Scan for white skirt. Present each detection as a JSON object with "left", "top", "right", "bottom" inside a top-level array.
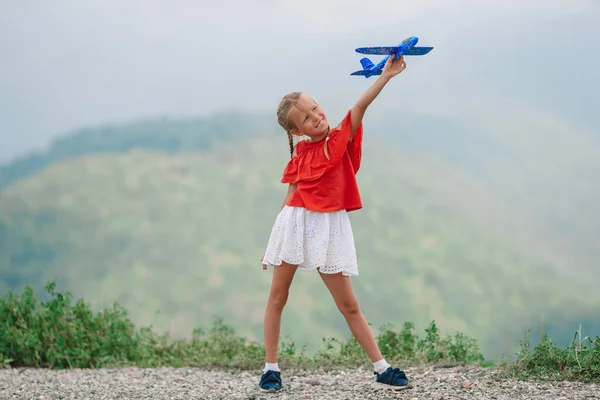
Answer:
[{"left": 262, "top": 206, "right": 359, "bottom": 276}]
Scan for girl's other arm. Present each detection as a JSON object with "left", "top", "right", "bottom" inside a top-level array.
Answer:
[
  {"left": 282, "top": 183, "right": 297, "bottom": 209},
  {"left": 281, "top": 145, "right": 298, "bottom": 209},
  {"left": 350, "top": 55, "right": 407, "bottom": 139}
]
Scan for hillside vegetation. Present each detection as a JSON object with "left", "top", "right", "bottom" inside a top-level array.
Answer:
[
  {"left": 1, "top": 112, "right": 599, "bottom": 359},
  {"left": 370, "top": 110, "right": 600, "bottom": 282}
]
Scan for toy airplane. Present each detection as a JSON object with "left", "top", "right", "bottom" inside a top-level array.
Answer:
[{"left": 351, "top": 36, "right": 433, "bottom": 78}]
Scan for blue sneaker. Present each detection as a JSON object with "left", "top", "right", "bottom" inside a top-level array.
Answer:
[
  {"left": 374, "top": 367, "right": 413, "bottom": 390},
  {"left": 259, "top": 370, "right": 282, "bottom": 393}
]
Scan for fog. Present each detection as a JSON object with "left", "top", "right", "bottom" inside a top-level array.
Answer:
[{"left": 1, "top": 0, "right": 598, "bottom": 163}]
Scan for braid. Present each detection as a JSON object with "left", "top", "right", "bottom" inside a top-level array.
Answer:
[
  {"left": 276, "top": 92, "right": 303, "bottom": 159},
  {"left": 287, "top": 132, "right": 294, "bottom": 158}
]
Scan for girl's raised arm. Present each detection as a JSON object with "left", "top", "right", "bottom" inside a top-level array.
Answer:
[{"left": 349, "top": 55, "right": 407, "bottom": 139}]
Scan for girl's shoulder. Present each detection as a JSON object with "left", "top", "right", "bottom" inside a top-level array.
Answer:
[
  {"left": 294, "top": 137, "right": 321, "bottom": 151},
  {"left": 296, "top": 135, "right": 328, "bottom": 152},
  {"left": 281, "top": 137, "right": 329, "bottom": 184}
]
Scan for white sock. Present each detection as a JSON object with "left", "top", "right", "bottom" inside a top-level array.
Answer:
[
  {"left": 264, "top": 362, "right": 280, "bottom": 373},
  {"left": 373, "top": 359, "right": 391, "bottom": 374}
]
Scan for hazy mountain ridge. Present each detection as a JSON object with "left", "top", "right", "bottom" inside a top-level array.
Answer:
[{"left": 0, "top": 111, "right": 279, "bottom": 190}]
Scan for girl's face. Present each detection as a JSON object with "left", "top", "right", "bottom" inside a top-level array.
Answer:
[{"left": 288, "top": 93, "right": 329, "bottom": 141}]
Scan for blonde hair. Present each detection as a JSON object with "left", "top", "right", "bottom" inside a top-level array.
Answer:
[{"left": 276, "top": 92, "right": 303, "bottom": 158}]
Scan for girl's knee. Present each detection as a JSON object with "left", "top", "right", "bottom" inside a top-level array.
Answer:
[
  {"left": 268, "top": 290, "right": 289, "bottom": 312},
  {"left": 338, "top": 300, "right": 361, "bottom": 316}
]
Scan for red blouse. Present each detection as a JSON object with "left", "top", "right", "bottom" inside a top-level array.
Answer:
[{"left": 281, "top": 109, "right": 363, "bottom": 213}]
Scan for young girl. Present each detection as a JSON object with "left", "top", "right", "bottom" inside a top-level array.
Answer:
[{"left": 259, "top": 54, "right": 412, "bottom": 392}]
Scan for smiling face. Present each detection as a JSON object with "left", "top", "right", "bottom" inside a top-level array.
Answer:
[{"left": 287, "top": 93, "right": 330, "bottom": 141}]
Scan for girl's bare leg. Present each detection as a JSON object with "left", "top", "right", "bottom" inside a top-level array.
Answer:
[
  {"left": 264, "top": 261, "right": 298, "bottom": 363},
  {"left": 319, "top": 271, "right": 383, "bottom": 362}
]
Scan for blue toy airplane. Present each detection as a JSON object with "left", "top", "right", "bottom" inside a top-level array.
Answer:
[{"left": 351, "top": 36, "right": 433, "bottom": 78}]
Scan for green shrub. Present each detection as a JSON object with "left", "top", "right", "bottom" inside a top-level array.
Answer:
[
  {"left": 0, "top": 282, "right": 486, "bottom": 370},
  {"left": 0, "top": 282, "right": 139, "bottom": 368},
  {"left": 502, "top": 327, "right": 600, "bottom": 383}
]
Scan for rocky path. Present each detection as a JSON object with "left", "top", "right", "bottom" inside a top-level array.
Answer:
[{"left": 1, "top": 364, "right": 598, "bottom": 399}]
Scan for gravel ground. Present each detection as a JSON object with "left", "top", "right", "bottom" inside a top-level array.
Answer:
[{"left": 1, "top": 364, "right": 598, "bottom": 400}]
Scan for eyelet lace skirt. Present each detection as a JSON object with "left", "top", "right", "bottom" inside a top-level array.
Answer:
[{"left": 262, "top": 206, "right": 359, "bottom": 276}]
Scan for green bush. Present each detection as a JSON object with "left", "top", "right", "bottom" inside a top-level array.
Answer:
[
  {"left": 0, "top": 282, "right": 139, "bottom": 368},
  {"left": 503, "top": 327, "right": 600, "bottom": 383},
  {"left": 9, "top": 281, "right": 599, "bottom": 384},
  {"left": 0, "top": 282, "right": 600, "bottom": 382},
  {"left": 0, "top": 282, "right": 485, "bottom": 371}
]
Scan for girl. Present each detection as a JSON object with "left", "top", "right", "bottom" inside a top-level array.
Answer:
[{"left": 259, "top": 54, "right": 412, "bottom": 392}]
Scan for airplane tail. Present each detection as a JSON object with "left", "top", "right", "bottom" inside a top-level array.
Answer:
[
  {"left": 359, "top": 57, "right": 374, "bottom": 70},
  {"left": 350, "top": 69, "right": 382, "bottom": 77},
  {"left": 351, "top": 57, "right": 381, "bottom": 77}
]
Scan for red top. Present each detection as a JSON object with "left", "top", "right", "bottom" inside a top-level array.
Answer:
[{"left": 281, "top": 109, "right": 363, "bottom": 212}]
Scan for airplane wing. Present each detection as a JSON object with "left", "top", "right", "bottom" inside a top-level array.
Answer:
[
  {"left": 404, "top": 46, "right": 434, "bottom": 55},
  {"left": 355, "top": 46, "right": 434, "bottom": 56},
  {"left": 355, "top": 46, "right": 398, "bottom": 55}
]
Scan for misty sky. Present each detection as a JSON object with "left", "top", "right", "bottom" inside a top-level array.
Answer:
[{"left": 1, "top": 0, "right": 599, "bottom": 164}]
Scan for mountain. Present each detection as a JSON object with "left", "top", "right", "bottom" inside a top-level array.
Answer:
[
  {"left": 1, "top": 113, "right": 599, "bottom": 359},
  {"left": 368, "top": 108, "right": 600, "bottom": 289},
  {"left": 0, "top": 111, "right": 279, "bottom": 191}
]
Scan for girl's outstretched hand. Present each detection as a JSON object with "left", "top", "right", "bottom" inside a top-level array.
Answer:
[{"left": 382, "top": 54, "right": 407, "bottom": 79}]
